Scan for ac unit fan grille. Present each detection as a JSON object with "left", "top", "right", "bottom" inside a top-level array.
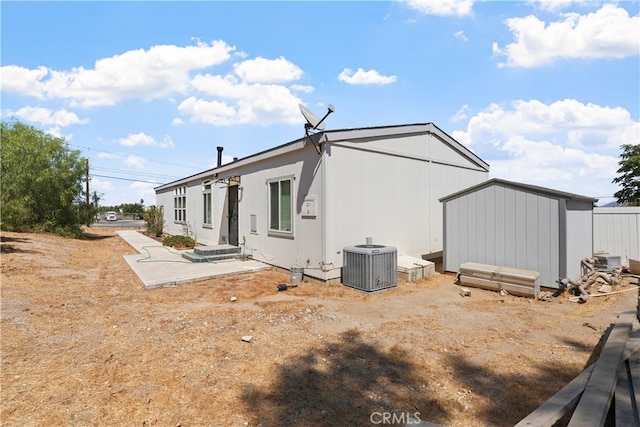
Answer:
[{"left": 343, "top": 245, "right": 397, "bottom": 292}]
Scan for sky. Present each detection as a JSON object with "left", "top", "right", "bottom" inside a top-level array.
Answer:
[{"left": 1, "top": 0, "right": 638, "bottom": 207}]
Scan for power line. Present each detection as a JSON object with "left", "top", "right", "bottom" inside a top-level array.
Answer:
[
  {"left": 69, "top": 143, "right": 205, "bottom": 171},
  {"left": 91, "top": 166, "right": 182, "bottom": 180},
  {"left": 90, "top": 174, "right": 165, "bottom": 185}
]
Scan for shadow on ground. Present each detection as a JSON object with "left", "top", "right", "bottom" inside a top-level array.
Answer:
[
  {"left": 81, "top": 231, "right": 116, "bottom": 241},
  {"left": 242, "top": 329, "right": 448, "bottom": 427},
  {"left": 446, "top": 325, "right": 611, "bottom": 426},
  {"left": 0, "top": 235, "right": 37, "bottom": 254}
]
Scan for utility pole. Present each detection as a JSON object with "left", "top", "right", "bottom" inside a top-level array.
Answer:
[{"left": 86, "top": 159, "right": 90, "bottom": 206}]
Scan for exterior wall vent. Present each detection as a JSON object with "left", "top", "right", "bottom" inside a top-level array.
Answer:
[{"left": 342, "top": 241, "right": 398, "bottom": 292}]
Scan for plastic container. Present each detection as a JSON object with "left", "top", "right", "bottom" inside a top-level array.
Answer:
[{"left": 290, "top": 267, "right": 304, "bottom": 284}]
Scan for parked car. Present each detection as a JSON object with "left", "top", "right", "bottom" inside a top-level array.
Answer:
[{"left": 105, "top": 211, "right": 117, "bottom": 221}]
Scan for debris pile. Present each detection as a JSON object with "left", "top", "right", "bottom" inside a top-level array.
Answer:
[{"left": 560, "top": 256, "right": 631, "bottom": 303}]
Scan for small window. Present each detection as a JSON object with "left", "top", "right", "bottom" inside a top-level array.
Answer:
[
  {"left": 203, "top": 182, "right": 212, "bottom": 227},
  {"left": 250, "top": 214, "right": 257, "bottom": 233},
  {"left": 174, "top": 186, "right": 186, "bottom": 223},
  {"left": 268, "top": 177, "right": 293, "bottom": 235}
]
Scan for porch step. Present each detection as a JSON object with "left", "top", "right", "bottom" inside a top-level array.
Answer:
[{"left": 181, "top": 244, "right": 242, "bottom": 263}]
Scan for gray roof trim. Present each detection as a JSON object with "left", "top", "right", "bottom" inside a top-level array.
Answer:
[
  {"left": 439, "top": 178, "right": 598, "bottom": 203},
  {"left": 325, "top": 122, "right": 489, "bottom": 171},
  {"left": 155, "top": 136, "right": 308, "bottom": 191},
  {"left": 156, "top": 122, "right": 490, "bottom": 192}
]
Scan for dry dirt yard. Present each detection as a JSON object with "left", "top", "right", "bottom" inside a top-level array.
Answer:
[{"left": 1, "top": 228, "right": 638, "bottom": 427}]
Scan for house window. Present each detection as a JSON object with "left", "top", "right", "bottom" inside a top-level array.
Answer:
[
  {"left": 268, "top": 177, "right": 293, "bottom": 235},
  {"left": 203, "top": 182, "right": 212, "bottom": 227},
  {"left": 250, "top": 214, "right": 257, "bottom": 233},
  {"left": 174, "top": 186, "right": 186, "bottom": 223}
]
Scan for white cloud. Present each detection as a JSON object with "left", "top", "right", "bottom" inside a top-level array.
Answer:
[
  {"left": 232, "top": 56, "right": 302, "bottom": 83},
  {"left": 454, "top": 30, "right": 469, "bottom": 42},
  {"left": 178, "top": 79, "right": 303, "bottom": 126},
  {"left": 90, "top": 177, "right": 115, "bottom": 192},
  {"left": 124, "top": 155, "right": 146, "bottom": 169},
  {"left": 291, "top": 84, "right": 314, "bottom": 93},
  {"left": 0, "top": 65, "right": 49, "bottom": 99},
  {"left": 527, "top": 0, "right": 589, "bottom": 13},
  {"left": 338, "top": 68, "right": 397, "bottom": 85},
  {"left": 129, "top": 181, "right": 158, "bottom": 200},
  {"left": 451, "top": 98, "right": 637, "bottom": 198},
  {"left": 400, "top": 0, "right": 474, "bottom": 16},
  {"left": 0, "top": 40, "right": 235, "bottom": 107},
  {"left": 117, "top": 132, "right": 175, "bottom": 148},
  {"left": 1, "top": 40, "right": 315, "bottom": 128},
  {"left": 5, "top": 106, "right": 88, "bottom": 127},
  {"left": 451, "top": 104, "right": 469, "bottom": 122},
  {"left": 453, "top": 99, "right": 636, "bottom": 148},
  {"left": 494, "top": 4, "right": 640, "bottom": 68}
]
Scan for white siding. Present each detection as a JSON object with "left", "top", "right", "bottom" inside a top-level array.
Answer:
[
  {"left": 235, "top": 146, "right": 326, "bottom": 279},
  {"left": 154, "top": 124, "right": 489, "bottom": 283},
  {"left": 325, "top": 132, "right": 488, "bottom": 279},
  {"left": 593, "top": 207, "right": 640, "bottom": 265}
]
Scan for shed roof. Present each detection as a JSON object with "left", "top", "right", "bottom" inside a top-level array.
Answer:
[
  {"left": 155, "top": 122, "right": 489, "bottom": 192},
  {"left": 439, "top": 178, "right": 598, "bottom": 204}
]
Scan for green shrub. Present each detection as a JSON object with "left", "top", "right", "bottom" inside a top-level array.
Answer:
[
  {"left": 143, "top": 205, "right": 164, "bottom": 236},
  {"left": 162, "top": 235, "right": 195, "bottom": 249}
]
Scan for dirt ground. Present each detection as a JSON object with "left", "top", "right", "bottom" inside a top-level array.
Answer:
[{"left": 1, "top": 228, "right": 638, "bottom": 427}]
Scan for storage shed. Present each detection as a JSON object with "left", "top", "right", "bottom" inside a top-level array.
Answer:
[{"left": 440, "top": 179, "right": 597, "bottom": 288}]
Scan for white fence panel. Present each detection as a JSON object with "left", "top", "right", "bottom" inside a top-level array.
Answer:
[{"left": 593, "top": 207, "right": 640, "bottom": 266}]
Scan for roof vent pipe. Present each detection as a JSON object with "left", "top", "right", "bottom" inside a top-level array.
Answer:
[{"left": 217, "top": 146, "right": 223, "bottom": 167}]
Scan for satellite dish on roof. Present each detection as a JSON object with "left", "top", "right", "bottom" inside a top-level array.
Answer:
[
  {"left": 299, "top": 103, "right": 335, "bottom": 131},
  {"left": 299, "top": 103, "right": 335, "bottom": 155}
]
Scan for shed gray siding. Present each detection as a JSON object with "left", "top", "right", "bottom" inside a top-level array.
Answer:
[
  {"left": 444, "top": 183, "right": 560, "bottom": 287},
  {"left": 442, "top": 179, "right": 596, "bottom": 289},
  {"left": 564, "top": 200, "right": 594, "bottom": 280},
  {"left": 593, "top": 207, "right": 640, "bottom": 265}
]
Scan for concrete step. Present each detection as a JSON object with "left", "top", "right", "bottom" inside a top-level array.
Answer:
[
  {"left": 193, "top": 244, "right": 241, "bottom": 257},
  {"left": 181, "top": 251, "right": 239, "bottom": 263}
]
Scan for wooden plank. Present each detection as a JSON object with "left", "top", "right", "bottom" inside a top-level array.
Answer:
[
  {"left": 514, "top": 365, "right": 594, "bottom": 427},
  {"left": 459, "top": 275, "right": 537, "bottom": 298},
  {"left": 568, "top": 309, "right": 637, "bottom": 427},
  {"left": 615, "top": 358, "right": 639, "bottom": 427},
  {"left": 516, "top": 330, "right": 640, "bottom": 427},
  {"left": 630, "top": 350, "right": 640, "bottom": 423}
]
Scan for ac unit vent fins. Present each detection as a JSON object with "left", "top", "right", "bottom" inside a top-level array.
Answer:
[{"left": 342, "top": 244, "right": 397, "bottom": 292}]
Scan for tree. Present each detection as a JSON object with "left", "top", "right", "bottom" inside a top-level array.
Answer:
[
  {"left": 120, "top": 202, "right": 144, "bottom": 219},
  {"left": 612, "top": 144, "right": 640, "bottom": 206},
  {"left": 1, "top": 120, "right": 91, "bottom": 234}
]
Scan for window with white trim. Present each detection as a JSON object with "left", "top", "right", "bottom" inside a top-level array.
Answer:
[
  {"left": 203, "top": 182, "right": 212, "bottom": 227},
  {"left": 268, "top": 177, "right": 293, "bottom": 234},
  {"left": 174, "top": 186, "right": 186, "bottom": 223}
]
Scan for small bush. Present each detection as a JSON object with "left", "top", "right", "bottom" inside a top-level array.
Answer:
[
  {"left": 162, "top": 235, "right": 195, "bottom": 249},
  {"left": 144, "top": 205, "right": 164, "bottom": 237}
]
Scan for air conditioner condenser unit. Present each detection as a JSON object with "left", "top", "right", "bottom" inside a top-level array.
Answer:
[{"left": 342, "top": 243, "right": 397, "bottom": 293}]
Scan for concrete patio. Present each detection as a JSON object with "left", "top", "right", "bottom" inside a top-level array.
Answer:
[{"left": 116, "top": 230, "right": 271, "bottom": 289}]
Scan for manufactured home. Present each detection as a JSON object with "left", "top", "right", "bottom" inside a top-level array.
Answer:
[
  {"left": 155, "top": 123, "right": 489, "bottom": 282},
  {"left": 440, "top": 179, "right": 597, "bottom": 288}
]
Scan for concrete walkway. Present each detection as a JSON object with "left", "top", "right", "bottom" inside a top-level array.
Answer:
[{"left": 116, "top": 230, "right": 271, "bottom": 289}]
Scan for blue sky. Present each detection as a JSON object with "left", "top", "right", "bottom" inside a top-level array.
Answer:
[{"left": 1, "top": 1, "right": 638, "bottom": 207}]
